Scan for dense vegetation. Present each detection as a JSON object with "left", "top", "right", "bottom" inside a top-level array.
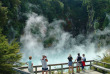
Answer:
[{"left": 0, "top": 0, "right": 110, "bottom": 40}]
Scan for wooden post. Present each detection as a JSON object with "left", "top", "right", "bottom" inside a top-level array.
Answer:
[
  {"left": 95, "top": 61, "right": 97, "bottom": 71},
  {"left": 90, "top": 61, "right": 92, "bottom": 69},
  {"left": 61, "top": 64, "right": 63, "bottom": 74},
  {"left": 73, "top": 62, "right": 74, "bottom": 73},
  {"left": 103, "top": 63, "right": 105, "bottom": 67},
  {"left": 103, "top": 63, "right": 105, "bottom": 73},
  {"left": 49, "top": 66, "right": 51, "bottom": 74},
  {"left": 96, "top": 61, "right": 98, "bottom": 65},
  {"left": 103, "top": 70, "right": 105, "bottom": 74},
  {"left": 35, "top": 67, "right": 37, "bottom": 74},
  {"left": 95, "top": 68, "right": 97, "bottom": 71}
]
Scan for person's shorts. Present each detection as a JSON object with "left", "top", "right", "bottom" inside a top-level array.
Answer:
[
  {"left": 77, "top": 62, "right": 81, "bottom": 66},
  {"left": 42, "top": 68, "right": 48, "bottom": 71},
  {"left": 68, "top": 61, "right": 73, "bottom": 66},
  {"left": 28, "top": 67, "right": 33, "bottom": 73}
]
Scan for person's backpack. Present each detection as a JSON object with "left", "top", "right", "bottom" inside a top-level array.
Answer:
[{"left": 77, "top": 56, "right": 81, "bottom": 62}]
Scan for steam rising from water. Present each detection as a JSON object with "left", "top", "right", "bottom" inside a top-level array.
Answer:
[{"left": 20, "top": 12, "right": 110, "bottom": 65}]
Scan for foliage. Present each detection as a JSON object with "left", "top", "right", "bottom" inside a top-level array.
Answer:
[
  {"left": 0, "top": 0, "right": 110, "bottom": 41},
  {"left": 101, "top": 51, "right": 110, "bottom": 63},
  {"left": 18, "top": 0, "right": 110, "bottom": 37},
  {"left": 0, "top": 29, "right": 22, "bottom": 74},
  {"left": 0, "top": 2, "right": 8, "bottom": 28},
  {"left": 0, "top": 0, "right": 25, "bottom": 41},
  {"left": 83, "top": 0, "right": 110, "bottom": 30},
  {"left": 94, "top": 20, "right": 99, "bottom": 30}
]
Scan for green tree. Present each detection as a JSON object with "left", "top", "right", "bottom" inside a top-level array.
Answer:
[
  {"left": 0, "top": 2, "right": 8, "bottom": 28},
  {"left": 0, "top": 0, "right": 110, "bottom": 40},
  {"left": 0, "top": 29, "right": 22, "bottom": 74},
  {"left": 83, "top": 0, "right": 110, "bottom": 30},
  {"left": 0, "top": 0, "right": 22, "bottom": 40}
]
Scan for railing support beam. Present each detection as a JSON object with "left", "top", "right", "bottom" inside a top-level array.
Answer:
[
  {"left": 90, "top": 61, "right": 92, "bottom": 69},
  {"left": 73, "top": 63, "right": 74, "bottom": 73},
  {"left": 35, "top": 67, "right": 37, "bottom": 74},
  {"left": 49, "top": 66, "right": 51, "bottom": 74},
  {"left": 61, "top": 64, "right": 63, "bottom": 74}
]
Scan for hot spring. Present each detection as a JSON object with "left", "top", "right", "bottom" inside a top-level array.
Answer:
[{"left": 20, "top": 12, "right": 110, "bottom": 66}]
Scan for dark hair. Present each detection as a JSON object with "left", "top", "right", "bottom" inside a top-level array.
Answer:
[
  {"left": 78, "top": 53, "right": 80, "bottom": 56},
  {"left": 83, "top": 54, "right": 85, "bottom": 56}
]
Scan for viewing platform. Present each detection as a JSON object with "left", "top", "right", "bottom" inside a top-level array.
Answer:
[{"left": 13, "top": 60, "right": 110, "bottom": 74}]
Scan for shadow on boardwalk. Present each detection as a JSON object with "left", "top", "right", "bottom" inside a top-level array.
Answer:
[
  {"left": 75, "top": 70, "right": 102, "bottom": 74},
  {"left": 23, "top": 68, "right": 102, "bottom": 74}
]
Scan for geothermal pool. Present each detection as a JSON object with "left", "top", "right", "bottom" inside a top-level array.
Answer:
[{"left": 20, "top": 13, "right": 109, "bottom": 65}]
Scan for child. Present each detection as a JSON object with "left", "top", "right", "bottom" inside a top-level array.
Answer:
[
  {"left": 26, "top": 56, "right": 33, "bottom": 73},
  {"left": 41, "top": 55, "right": 48, "bottom": 74}
]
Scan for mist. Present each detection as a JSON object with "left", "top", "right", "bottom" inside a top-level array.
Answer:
[{"left": 20, "top": 12, "right": 110, "bottom": 66}]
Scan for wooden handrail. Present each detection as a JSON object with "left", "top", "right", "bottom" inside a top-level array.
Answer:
[
  {"left": 13, "top": 60, "right": 110, "bottom": 74},
  {"left": 18, "top": 60, "right": 94, "bottom": 69},
  {"left": 93, "top": 61, "right": 110, "bottom": 65},
  {"left": 13, "top": 67, "right": 30, "bottom": 74},
  {"left": 16, "top": 60, "right": 94, "bottom": 74},
  {"left": 92, "top": 60, "right": 110, "bottom": 73},
  {"left": 33, "top": 65, "right": 91, "bottom": 73}
]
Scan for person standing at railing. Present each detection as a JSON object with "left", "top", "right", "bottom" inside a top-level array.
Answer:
[
  {"left": 75, "top": 53, "right": 82, "bottom": 73},
  {"left": 26, "top": 56, "right": 33, "bottom": 73},
  {"left": 82, "top": 54, "right": 86, "bottom": 72},
  {"left": 68, "top": 54, "right": 74, "bottom": 74},
  {"left": 41, "top": 55, "right": 48, "bottom": 74}
]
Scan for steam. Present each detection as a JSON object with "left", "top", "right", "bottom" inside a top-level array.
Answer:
[{"left": 20, "top": 12, "right": 110, "bottom": 65}]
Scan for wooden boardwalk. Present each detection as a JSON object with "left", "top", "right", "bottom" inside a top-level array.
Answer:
[
  {"left": 23, "top": 69, "right": 102, "bottom": 74},
  {"left": 75, "top": 70, "right": 102, "bottom": 74}
]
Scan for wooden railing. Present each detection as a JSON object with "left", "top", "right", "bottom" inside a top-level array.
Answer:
[
  {"left": 93, "top": 61, "right": 110, "bottom": 73},
  {"left": 16, "top": 60, "right": 94, "bottom": 74},
  {"left": 13, "top": 67, "right": 30, "bottom": 74},
  {"left": 93, "top": 61, "right": 110, "bottom": 66},
  {"left": 13, "top": 60, "right": 110, "bottom": 74}
]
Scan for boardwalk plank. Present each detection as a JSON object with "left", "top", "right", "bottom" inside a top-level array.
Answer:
[{"left": 23, "top": 69, "right": 102, "bottom": 74}]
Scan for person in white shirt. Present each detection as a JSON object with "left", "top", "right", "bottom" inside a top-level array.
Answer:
[{"left": 41, "top": 55, "right": 48, "bottom": 74}]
